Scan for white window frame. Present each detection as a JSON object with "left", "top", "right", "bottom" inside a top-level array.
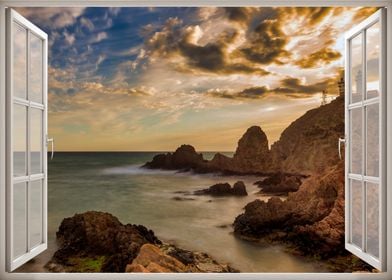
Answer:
[
  {"left": 344, "top": 8, "right": 387, "bottom": 271},
  {"left": 0, "top": 0, "right": 391, "bottom": 280},
  {"left": 5, "top": 8, "right": 48, "bottom": 272}
]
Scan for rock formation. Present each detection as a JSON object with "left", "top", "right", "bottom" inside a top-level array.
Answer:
[
  {"left": 233, "top": 97, "right": 348, "bottom": 258},
  {"left": 270, "top": 96, "right": 344, "bottom": 175},
  {"left": 234, "top": 162, "right": 345, "bottom": 257},
  {"left": 126, "top": 243, "right": 238, "bottom": 273},
  {"left": 143, "top": 145, "right": 206, "bottom": 171},
  {"left": 194, "top": 181, "right": 248, "bottom": 196},
  {"left": 254, "top": 172, "right": 305, "bottom": 195},
  {"left": 46, "top": 211, "right": 237, "bottom": 273}
]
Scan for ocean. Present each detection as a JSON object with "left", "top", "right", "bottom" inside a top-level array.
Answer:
[{"left": 17, "top": 152, "right": 328, "bottom": 272}]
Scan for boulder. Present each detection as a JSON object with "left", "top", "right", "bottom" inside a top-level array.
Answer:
[
  {"left": 127, "top": 244, "right": 186, "bottom": 272},
  {"left": 46, "top": 211, "right": 239, "bottom": 273},
  {"left": 47, "top": 211, "right": 161, "bottom": 272},
  {"left": 254, "top": 172, "right": 304, "bottom": 194},
  {"left": 194, "top": 181, "right": 247, "bottom": 197},
  {"left": 232, "top": 181, "right": 248, "bottom": 196}
]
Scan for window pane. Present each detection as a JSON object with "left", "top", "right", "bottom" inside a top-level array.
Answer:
[
  {"left": 366, "top": 182, "right": 379, "bottom": 258},
  {"left": 350, "top": 108, "right": 362, "bottom": 174},
  {"left": 351, "top": 33, "right": 363, "bottom": 103},
  {"left": 13, "top": 23, "right": 27, "bottom": 100},
  {"left": 366, "top": 21, "right": 380, "bottom": 100},
  {"left": 30, "top": 33, "right": 43, "bottom": 103},
  {"left": 30, "top": 180, "right": 43, "bottom": 248},
  {"left": 13, "top": 182, "right": 27, "bottom": 259},
  {"left": 13, "top": 104, "right": 27, "bottom": 177},
  {"left": 351, "top": 179, "right": 362, "bottom": 248},
  {"left": 31, "top": 109, "right": 43, "bottom": 174},
  {"left": 366, "top": 103, "right": 379, "bottom": 177}
]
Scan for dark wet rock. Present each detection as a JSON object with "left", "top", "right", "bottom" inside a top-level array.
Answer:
[
  {"left": 194, "top": 181, "right": 247, "bottom": 197},
  {"left": 46, "top": 211, "right": 238, "bottom": 273},
  {"left": 254, "top": 172, "right": 305, "bottom": 194},
  {"left": 46, "top": 211, "right": 161, "bottom": 272},
  {"left": 172, "top": 196, "right": 195, "bottom": 201},
  {"left": 143, "top": 145, "right": 206, "bottom": 171}
]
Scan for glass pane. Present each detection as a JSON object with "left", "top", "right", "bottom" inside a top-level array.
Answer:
[
  {"left": 351, "top": 33, "right": 363, "bottom": 103},
  {"left": 13, "top": 23, "right": 27, "bottom": 100},
  {"left": 30, "top": 34, "right": 43, "bottom": 103},
  {"left": 351, "top": 179, "right": 362, "bottom": 248},
  {"left": 30, "top": 180, "right": 43, "bottom": 248},
  {"left": 13, "top": 104, "right": 27, "bottom": 177},
  {"left": 350, "top": 108, "right": 362, "bottom": 174},
  {"left": 13, "top": 182, "right": 27, "bottom": 258},
  {"left": 366, "top": 103, "right": 379, "bottom": 177},
  {"left": 366, "top": 182, "right": 379, "bottom": 258},
  {"left": 31, "top": 109, "right": 43, "bottom": 174},
  {"left": 366, "top": 21, "right": 380, "bottom": 100}
]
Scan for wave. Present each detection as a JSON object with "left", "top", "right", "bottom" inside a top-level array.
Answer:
[{"left": 101, "top": 165, "right": 182, "bottom": 176}]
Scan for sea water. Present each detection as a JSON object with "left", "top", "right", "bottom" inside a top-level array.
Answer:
[{"left": 17, "top": 152, "right": 328, "bottom": 272}]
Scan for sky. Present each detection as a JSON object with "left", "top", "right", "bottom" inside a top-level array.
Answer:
[{"left": 17, "top": 7, "right": 377, "bottom": 151}]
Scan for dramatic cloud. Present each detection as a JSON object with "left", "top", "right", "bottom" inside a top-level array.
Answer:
[
  {"left": 142, "top": 16, "right": 270, "bottom": 76},
  {"left": 15, "top": 7, "right": 379, "bottom": 151},
  {"left": 272, "top": 74, "right": 341, "bottom": 98},
  {"left": 16, "top": 7, "right": 85, "bottom": 29},
  {"left": 239, "top": 18, "right": 290, "bottom": 65},
  {"left": 295, "top": 47, "right": 341, "bottom": 68}
]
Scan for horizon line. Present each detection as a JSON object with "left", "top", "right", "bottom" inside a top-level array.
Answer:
[{"left": 48, "top": 150, "right": 236, "bottom": 153}]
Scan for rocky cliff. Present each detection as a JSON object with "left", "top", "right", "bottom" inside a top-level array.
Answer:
[
  {"left": 144, "top": 97, "right": 343, "bottom": 176},
  {"left": 270, "top": 96, "right": 344, "bottom": 175},
  {"left": 232, "top": 97, "right": 348, "bottom": 258}
]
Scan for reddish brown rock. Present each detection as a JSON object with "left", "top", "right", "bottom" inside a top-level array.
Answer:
[
  {"left": 270, "top": 96, "right": 344, "bottom": 175},
  {"left": 46, "top": 211, "right": 238, "bottom": 273},
  {"left": 254, "top": 172, "right": 305, "bottom": 194},
  {"left": 127, "top": 244, "right": 186, "bottom": 273},
  {"left": 234, "top": 163, "right": 344, "bottom": 256}
]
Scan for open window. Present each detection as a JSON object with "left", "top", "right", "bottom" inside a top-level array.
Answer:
[
  {"left": 0, "top": 4, "right": 390, "bottom": 278},
  {"left": 5, "top": 9, "right": 48, "bottom": 271},
  {"left": 344, "top": 8, "right": 386, "bottom": 271}
]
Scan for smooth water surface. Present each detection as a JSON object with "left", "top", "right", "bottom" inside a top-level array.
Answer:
[{"left": 18, "top": 152, "right": 328, "bottom": 272}]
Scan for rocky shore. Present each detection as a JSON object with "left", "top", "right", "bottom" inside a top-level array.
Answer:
[
  {"left": 142, "top": 96, "right": 374, "bottom": 272},
  {"left": 46, "top": 211, "right": 237, "bottom": 273}
]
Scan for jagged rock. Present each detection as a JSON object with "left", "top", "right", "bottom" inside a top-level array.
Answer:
[
  {"left": 46, "top": 211, "right": 238, "bottom": 273},
  {"left": 46, "top": 211, "right": 161, "bottom": 272},
  {"left": 232, "top": 126, "right": 271, "bottom": 172},
  {"left": 254, "top": 172, "right": 304, "bottom": 194},
  {"left": 270, "top": 96, "right": 344, "bottom": 174},
  {"left": 234, "top": 163, "right": 344, "bottom": 257},
  {"left": 127, "top": 244, "right": 186, "bottom": 272},
  {"left": 194, "top": 181, "right": 247, "bottom": 196},
  {"left": 126, "top": 243, "right": 238, "bottom": 273},
  {"left": 143, "top": 145, "right": 206, "bottom": 171}
]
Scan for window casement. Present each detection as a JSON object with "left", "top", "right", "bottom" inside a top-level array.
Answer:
[{"left": 0, "top": 1, "right": 391, "bottom": 280}]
